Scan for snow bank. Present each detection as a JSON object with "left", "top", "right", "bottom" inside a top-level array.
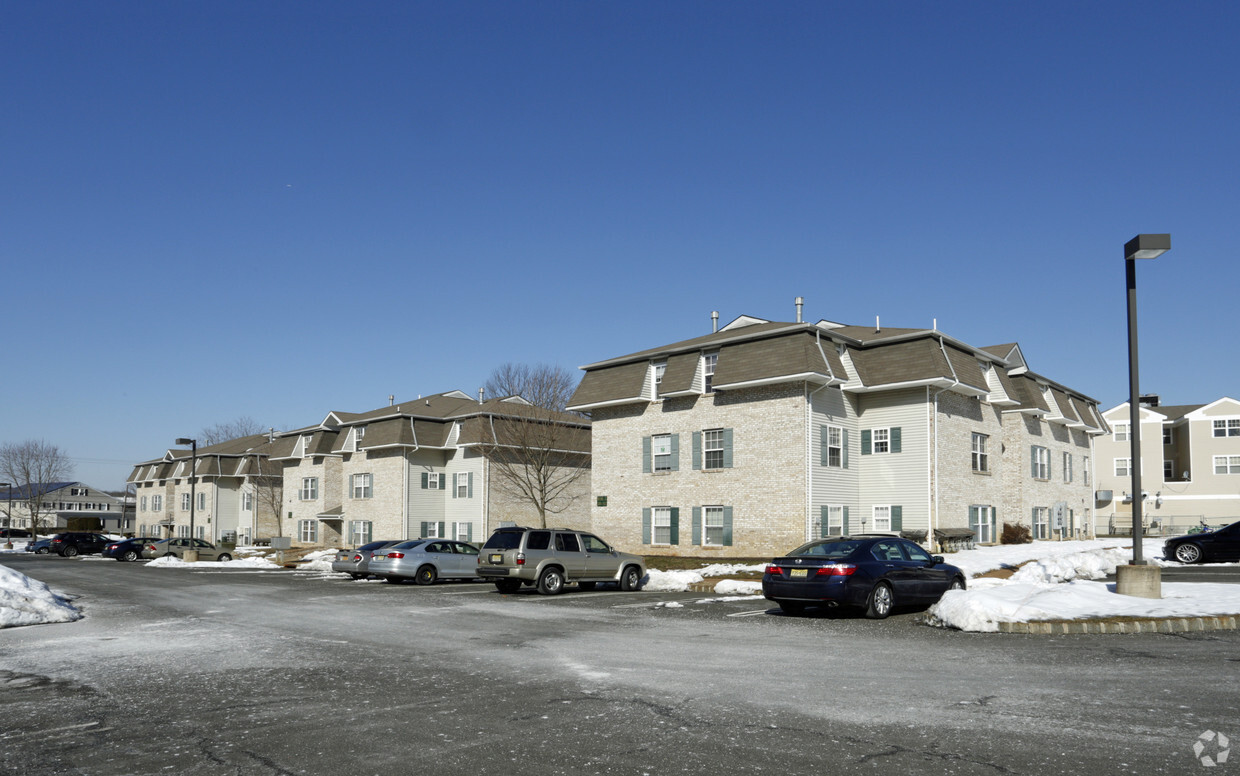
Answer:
[
  {"left": 713, "top": 579, "right": 763, "bottom": 595},
  {"left": 144, "top": 555, "right": 281, "bottom": 570},
  {"left": 643, "top": 563, "right": 764, "bottom": 592},
  {"left": 0, "top": 564, "right": 82, "bottom": 628},
  {"left": 296, "top": 549, "right": 338, "bottom": 573}
]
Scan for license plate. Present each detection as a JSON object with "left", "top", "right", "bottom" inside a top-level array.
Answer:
[
  {"left": 790, "top": 569, "right": 808, "bottom": 578},
  {"left": 490, "top": 554, "right": 503, "bottom": 564}
]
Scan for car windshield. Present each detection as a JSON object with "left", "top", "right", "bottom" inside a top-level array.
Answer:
[
  {"left": 392, "top": 540, "right": 426, "bottom": 550},
  {"left": 482, "top": 531, "right": 523, "bottom": 550},
  {"left": 789, "top": 540, "right": 864, "bottom": 559}
]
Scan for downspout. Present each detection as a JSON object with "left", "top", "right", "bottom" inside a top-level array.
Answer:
[
  {"left": 930, "top": 336, "right": 962, "bottom": 551},
  {"left": 805, "top": 331, "right": 838, "bottom": 541}
]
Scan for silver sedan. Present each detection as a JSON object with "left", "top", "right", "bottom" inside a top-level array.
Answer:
[
  {"left": 330, "top": 540, "right": 401, "bottom": 579},
  {"left": 370, "top": 539, "right": 482, "bottom": 585}
]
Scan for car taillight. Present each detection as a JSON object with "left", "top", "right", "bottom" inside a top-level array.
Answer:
[
  {"left": 815, "top": 564, "right": 857, "bottom": 576},
  {"left": 765, "top": 564, "right": 782, "bottom": 574},
  {"left": 107, "top": 544, "right": 117, "bottom": 550},
  {"left": 145, "top": 544, "right": 155, "bottom": 550},
  {"left": 352, "top": 554, "right": 362, "bottom": 561},
  {"left": 516, "top": 552, "right": 525, "bottom": 565},
  {"left": 387, "top": 552, "right": 404, "bottom": 559}
]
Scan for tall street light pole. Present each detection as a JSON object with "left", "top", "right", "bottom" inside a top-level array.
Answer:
[
  {"left": 1117, "top": 234, "right": 1169, "bottom": 598},
  {"left": 1, "top": 483, "right": 10, "bottom": 549},
  {"left": 175, "top": 438, "right": 198, "bottom": 561}
]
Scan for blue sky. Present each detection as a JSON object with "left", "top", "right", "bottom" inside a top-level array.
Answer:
[{"left": 4, "top": 2, "right": 1238, "bottom": 490}]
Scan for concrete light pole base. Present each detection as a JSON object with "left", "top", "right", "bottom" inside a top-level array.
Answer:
[
  {"left": 182, "top": 550, "right": 200, "bottom": 563},
  {"left": 1116, "top": 563, "right": 1161, "bottom": 599}
]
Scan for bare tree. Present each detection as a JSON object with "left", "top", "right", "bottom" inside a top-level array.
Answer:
[
  {"left": 250, "top": 455, "right": 285, "bottom": 540},
  {"left": 0, "top": 440, "right": 74, "bottom": 537},
  {"left": 479, "top": 364, "right": 590, "bottom": 528},
  {"left": 199, "top": 416, "right": 266, "bottom": 447}
]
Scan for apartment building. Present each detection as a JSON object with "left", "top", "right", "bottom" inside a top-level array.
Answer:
[
  {"left": 1095, "top": 396, "right": 1240, "bottom": 533},
  {"left": 0, "top": 482, "right": 125, "bottom": 532},
  {"left": 568, "top": 309, "right": 1105, "bottom": 558}
]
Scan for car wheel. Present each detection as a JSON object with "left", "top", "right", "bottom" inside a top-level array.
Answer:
[
  {"left": 865, "top": 582, "right": 894, "bottom": 619},
  {"left": 494, "top": 579, "right": 521, "bottom": 594},
  {"left": 415, "top": 565, "right": 437, "bottom": 586},
  {"left": 777, "top": 601, "right": 806, "bottom": 615},
  {"left": 619, "top": 565, "right": 643, "bottom": 592},
  {"left": 121, "top": 550, "right": 139, "bottom": 562},
  {"left": 35, "top": 547, "right": 49, "bottom": 554},
  {"left": 577, "top": 581, "right": 597, "bottom": 591},
  {"left": 1175, "top": 543, "right": 1203, "bottom": 564},
  {"left": 216, "top": 553, "right": 232, "bottom": 562},
  {"left": 537, "top": 567, "right": 565, "bottom": 595},
  {"left": 62, "top": 545, "right": 79, "bottom": 558},
  {"left": 949, "top": 577, "right": 966, "bottom": 591}
]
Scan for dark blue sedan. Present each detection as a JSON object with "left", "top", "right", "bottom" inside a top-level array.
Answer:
[
  {"left": 762, "top": 535, "right": 966, "bottom": 618},
  {"left": 103, "top": 537, "right": 162, "bottom": 562}
]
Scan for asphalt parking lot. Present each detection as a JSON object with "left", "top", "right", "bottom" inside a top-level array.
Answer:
[{"left": 4, "top": 553, "right": 1240, "bottom": 775}]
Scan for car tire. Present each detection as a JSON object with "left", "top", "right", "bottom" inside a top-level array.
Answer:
[
  {"left": 865, "top": 582, "right": 894, "bottom": 619},
  {"left": 949, "top": 577, "right": 966, "bottom": 591},
  {"left": 1174, "top": 543, "right": 1203, "bottom": 564},
  {"left": 537, "top": 567, "right": 565, "bottom": 595},
  {"left": 777, "top": 601, "right": 806, "bottom": 615},
  {"left": 619, "top": 565, "right": 643, "bottom": 592},
  {"left": 415, "top": 565, "right": 437, "bottom": 586},
  {"left": 216, "top": 553, "right": 232, "bottom": 562},
  {"left": 494, "top": 579, "right": 521, "bottom": 594},
  {"left": 35, "top": 547, "right": 49, "bottom": 554},
  {"left": 62, "top": 545, "right": 79, "bottom": 558},
  {"left": 121, "top": 549, "right": 139, "bottom": 562},
  {"left": 577, "top": 581, "right": 597, "bottom": 591}
]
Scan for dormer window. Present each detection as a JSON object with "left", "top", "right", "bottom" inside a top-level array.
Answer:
[
  {"left": 353, "top": 426, "right": 367, "bottom": 452},
  {"left": 653, "top": 362, "right": 666, "bottom": 396},
  {"left": 703, "top": 353, "right": 718, "bottom": 393}
]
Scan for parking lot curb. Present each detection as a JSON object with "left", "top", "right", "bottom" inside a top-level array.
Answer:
[{"left": 997, "top": 614, "right": 1240, "bottom": 635}]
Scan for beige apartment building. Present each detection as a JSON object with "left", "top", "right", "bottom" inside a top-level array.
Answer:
[
  {"left": 568, "top": 309, "right": 1105, "bottom": 558},
  {"left": 1095, "top": 397, "right": 1240, "bottom": 533}
]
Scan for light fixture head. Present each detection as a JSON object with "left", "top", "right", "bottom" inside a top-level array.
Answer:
[
  {"left": 1124, "top": 233, "right": 1170, "bottom": 260},
  {"left": 175, "top": 438, "right": 195, "bottom": 446}
]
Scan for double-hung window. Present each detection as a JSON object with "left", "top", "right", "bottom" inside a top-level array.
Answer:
[
  {"left": 300, "top": 477, "right": 318, "bottom": 500},
  {"left": 872, "top": 505, "right": 892, "bottom": 532},
  {"left": 873, "top": 429, "right": 890, "bottom": 454},
  {"left": 653, "top": 362, "right": 666, "bottom": 396},
  {"left": 242, "top": 491, "right": 253, "bottom": 511},
  {"left": 972, "top": 433, "right": 989, "bottom": 473},
  {"left": 349, "top": 520, "right": 372, "bottom": 545},
  {"left": 1084, "top": 456, "right": 1091, "bottom": 486},
  {"left": 352, "top": 426, "right": 366, "bottom": 452},
  {"left": 703, "top": 429, "right": 725, "bottom": 470},
  {"left": 299, "top": 519, "right": 318, "bottom": 543},
  {"left": 181, "top": 493, "right": 191, "bottom": 511},
  {"left": 825, "top": 505, "right": 845, "bottom": 536},
  {"left": 825, "top": 426, "right": 843, "bottom": 468},
  {"left": 1031, "top": 446, "right": 1050, "bottom": 479},
  {"left": 1115, "top": 458, "right": 1132, "bottom": 477},
  {"left": 1032, "top": 507, "right": 1049, "bottom": 540},
  {"left": 1114, "top": 422, "right": 1130, "bottom": 442},
  {"left": 1213, "top": 419, "right": 1240, "bottom": 437},
  {"left": 969, "top": 505, "right": 996, "bottom": 544},
  {"left": 351, "top": 473, "right": 373, "bottom": 499},
  {"left": 197, "top": 493, "right": 206, "bottom": 511},
  {"left": 703, "top": 506, "right": 725, "bottom": 546},
  {"left": 140, "top": 496, "right": 147, "bottom": 512},
  {"left": 454, "top": 473, "right": 471, "bottom": 498},
  {"left": 653, "top": 507, "right": 673, "bottom": 544},
  {"left": 652, "top": 434, "right": 673, "bottom": 472},
  {"left": 1063, "top": 453, "right": 1073, "bottom": 483},
  {"left": 703, "top": 353, "right": 718, "bottom": 393},
  {"left": 1214, "top": 455, "right": 1240, "bottom": 475},
  {"left": 152, "top": 495, "right": 162, "bottom": 512}
]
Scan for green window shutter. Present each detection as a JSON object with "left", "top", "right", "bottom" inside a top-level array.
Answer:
[
  {"left": 842, "top": 429, "right": 849, "bottom": 468},
  {"left": 820, "top": 426, "right": 828, "bottom": 466},
  {"left": 820, "top": 505, "right": 829, "bottom": 538},
  {"left": 842, "top": 506, "right": 850, "bottom": 535},
  {"left": 692, "top": 431, "right": 702, "bottom": 470},
  {"left": 420, "top": 521, "right": 429, "bottom": 537},
  {"left": 642, "top": 508, "right": 652, "bottom": 544},
  {"left": 861, "top": 429, "right": 872, "bottom": 455},
  {"left": 670, "top": 434, "right": 680, "bottom": 472},
  {"left": 421, "top": 472, "right": 428, "bottom": 489},
  {"left": 723, "top": 428, "right": 734, "bottom": 468},
  {"left": 440, "top": 475, "right": 447, "bottom": 491},
  {"left": 466, "top": 523, "right": 473, "bottom": 542},
  {"left": 722, "top": 506, "right": 733, "bottom": 546},
  {"left": 669, "top": 507, "right": 679, "bottom": 545},
  {"left": 692, "top": 507, "right": 702, "bottom": 545},
  {"left": 451, "top": 474, "right": 456, "bottom": 499},
  {"left": 1030, "top": 447, "right": 1037, "bottom": 478},
  {"left": 642, "top": 437, "right": 651, "bottom": 473},
  {"left": 969, "top": 506, "right": 979, "bottom": 533},
  {"left": 891, "top": 505, "right": 903, "bottom": 532},
  {"left": 891, "top": 427, "right": 902, "bottom": 454},
  {"left": 438, "top": 521, "right": 446, "bottom": 537},
  {"left": 467, "top": 472, "right": 473, "bottom": 498}
]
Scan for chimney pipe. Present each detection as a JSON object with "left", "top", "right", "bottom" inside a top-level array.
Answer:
[
  {"left": 876, "top": 316, "right": 881, "bottom": 333},
  {"left": 479, "top": 387, "right": 485, "bottom": 404},
  {"left": 389, "top": 394, "right": 395, "bottom": 406},
  {"left": 795, "top": 296, "right": 803, "bottom": 323},
  {"left": 711, "top": 311, "right": 719, "bottom": 333}
]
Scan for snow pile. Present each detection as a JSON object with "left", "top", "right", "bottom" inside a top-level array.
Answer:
[
  {"left": 296, "top": 549, "right": 338, "bottom": 573},
  {"left": 943, "top": 538, "right": 1165, "bottom": 577},
  {"left": 0, "top": 564, "right": 82, "bottom": 628},
  {"left": 928, "top": 581, "right": 1240, "bottom": 633},
  {"left": 144, "top": 555, "right": 281, "bottom": 570},
  {"left": 713, "top": 579, "right": 762, "bottom": 595},
  {"left": 1007, "top": 546, "right": 1133, "bottom": 585},
  {"left": 643, "top": 563, "right": 764, "bottom": 592}
]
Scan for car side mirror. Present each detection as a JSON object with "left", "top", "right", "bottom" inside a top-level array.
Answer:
[{"left": 931, "top": 555, "right": 944, "bottom": 565}]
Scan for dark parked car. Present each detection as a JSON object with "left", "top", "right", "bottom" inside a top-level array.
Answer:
[
  {"left": 762, "top": 535, "right": 966, "bottom": 619},
  {"left": 0, "top": 528, "right": 32, "bottom": 540},
  {"left": 48, "top": 532, "right": 114, "bottom": 557},
  {"left": 1164, "top": 520, "right": 1240, "bottom": 564},
  {"left": 25, "top": 538, "right": 54, "bottom": 554},
  {"left": 103, "top": 537, "right": 162, "bottom": 562}
]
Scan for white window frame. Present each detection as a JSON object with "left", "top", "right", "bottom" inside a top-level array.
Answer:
[
  {"left": 653, "top": 361, "right": 666, "bottom": 394},
  {"left": 427, "top": 472, "right": 441, "bottom": 489},
  {"left": 1063, "top": 452, "right": 1073, "bottom": 483},
  {"left": 352, "top": 426, "right": 367, "bottom": 452},
  {"left": 300, "top": 477, "right": 319, "bottom": 501},
  {"left": 349, "top": 520, "right": 372, "bottom": 546},
  {"left": 1084, "top": 456, "right": 1091, "bottom": 486},
  {"left": 351, "top": 473, "right": 373, "bottom": 499},
  {"left": 1114, "top": 422, "right": 1130, "bottom": 442},
  {"left": 1164, "top": 460, "right": 1174, "bottom": 479},
  {"left": 1213, "top": 455, "right": 1240, "bottom": 475},
  {"left": 299, "top": 519, "right": 318, "bottom": 543},
  {"left": 242, "top": 491, "right": 253, "bottom": 511},
  {"left": 152, "top": 495, "right": 162, "bottom": 512},
  {"left": 1114, "top": 458, "right": 1132, "bottom": 477},
  {"left": 1032, "top": 446, "right": 1050, "bottom": 480},
  {"left": 1213, "top": 419, "right": 1240, "bottom": 438},
  {"left": 454, "top": 473, "right": 469, "bottom": 499},
  {"left": 197, "top": 492, "right": 206, "bottom": 511},
  {"left": 872, "top": 505, "right": 891, "bottom": 533},
  {"left": 300, "top": 434, "right": 313, "bottom": 457},
  {"left": 703, "top": 353, "right": 718, "bottom": 393},
  {"left": 825, "top": 505, "right": 844, "bottom": 537},
  {"left": 971, "top": 433, "right": 988, "bottom": 473},
  {"left": 178, "top": 525, "right": 190, "bottom": 538},
  {"left": 703, "top": 505, "right": 725, "bottom": 546},
  {"left": 1163, "top": 427, "right": 1172, "bottom": 445},
  {"left": 971, "top": 505, "right": 995, "bottom": 544},
  {"left": 140, "top": 496, "right": 147, "bottom": 512},
  {"left": 181, "top": 493, "right": 191, "bottom": 511},
  {"left": 652, "top": 434, "right": 672, "bottom": 472},
  {"left": 872, "top": 428, "right": 890, "bottom": 454},
  {"left": 826, "top": 426, "right": 843, "bottom": 468},
  {"left": 1032, "top": 507, "right": 1049, "bottom": 540},
  {"left": 703, "top": 429, "right": 725, "bottom": 470},
  {"left": 453, "top": 522, "right": 471, "bottom": 542},
  {"left": 652, "top": 507, "right": 673, "bottom": 545}
]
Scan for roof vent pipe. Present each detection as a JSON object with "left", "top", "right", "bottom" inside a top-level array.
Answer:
[
  {"left": 711, "top": 311, "right": 719, "bottom": 333},
  {"left": 795, "top": 297, "right": 803, "bottom": 323},
  {"left": 389, "top": 395, "right": 395, "bottom": 406},
  {"left": 479, "top": 387, "right": 485, "bottom": 404},
  {"left": 876, "top": 316, "right": 881, "bottom": 333},
  {"left": 268, "top": 427, "right": 274, "bottom": 443}
]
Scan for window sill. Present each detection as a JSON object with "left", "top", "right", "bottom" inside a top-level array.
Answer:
[{"left": 972, "top": 469, "right": 991, "bottom": 476}]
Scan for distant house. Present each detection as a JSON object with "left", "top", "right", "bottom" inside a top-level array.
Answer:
[
  {"left": 567, "top": 311, "right": 1105, "bottom": 558},
  {"left": 1, "top": 482, "right": 125, "bottom": 533},
  {"left": 1095, "top": 397, "right": 1240, "bottom": 533},
  {"left": 270, "top": 391, "right": 591, "bottom": 548}
]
